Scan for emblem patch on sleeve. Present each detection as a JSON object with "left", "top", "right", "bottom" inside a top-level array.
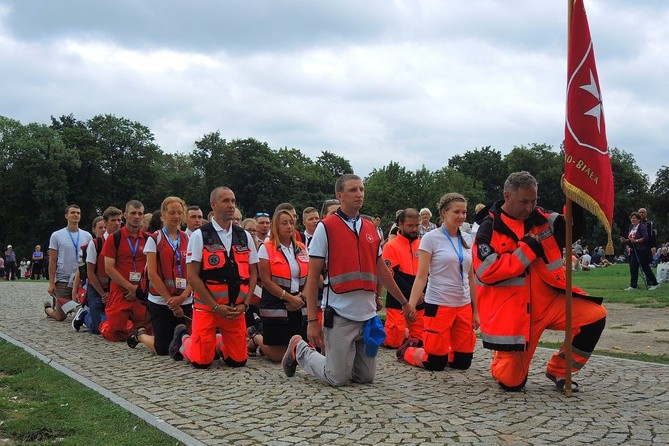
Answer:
[{"left": 478, "top": 243, "right": 492, "bottom": 257}]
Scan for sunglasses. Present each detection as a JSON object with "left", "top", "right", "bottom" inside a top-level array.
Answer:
[{"left": 255, "top": 212, "right": 269, "bottom": 217}]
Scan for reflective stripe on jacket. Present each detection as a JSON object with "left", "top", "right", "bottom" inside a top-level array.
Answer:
[
  {"left": 259, "top": 241, "right": 309, "bottom": 320},
  {"left": 474, "top": 200, "right": 602, "bottom": 351},
  {"left": 194, "top": 222, "right": 251, "bottom": 309}
]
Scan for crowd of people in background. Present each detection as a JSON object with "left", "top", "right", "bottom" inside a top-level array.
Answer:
[{"left": 4, "top": 171, "right": 664, "bottom": 392}]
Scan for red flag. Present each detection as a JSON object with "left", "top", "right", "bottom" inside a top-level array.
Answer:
[{"left": 564, "top": 0, "right": 614, "bottom": 254}]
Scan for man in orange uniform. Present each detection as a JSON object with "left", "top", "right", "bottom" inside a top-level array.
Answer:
[
  {"left": 170, "top": 186, "right": 258, "bottom": 368},
  {"left": 100, "top": 200, "right": 152, "bottom": 342},
  {"left": 474, "top": 171, "right": 607, "bottom": 392},
  {"left": 381, "top": 208, "right": 424, "bottom": 348}
]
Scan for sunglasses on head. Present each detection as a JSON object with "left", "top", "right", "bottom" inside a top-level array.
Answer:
[{"left": 255, "top": 212, "right": 269, "bottom": 217}]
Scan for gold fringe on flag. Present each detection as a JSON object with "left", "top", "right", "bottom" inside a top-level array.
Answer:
[{"left": 564, "top": 179, "right": 614, "bottom": 255}]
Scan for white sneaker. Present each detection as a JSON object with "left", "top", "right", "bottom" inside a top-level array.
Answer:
[
  {"left": 624, "top": 287, "right": 638, "bottom": 291},
  {"left": 648, "top": 285, "right": 659, "bottom": 291}
]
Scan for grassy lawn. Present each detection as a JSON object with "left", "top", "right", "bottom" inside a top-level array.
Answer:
[
  {"left": 0, "top": 341, "right": 183, "bottom": 446},
  {"left": 570, "top": 264, "right": 668, "bottom": 307}
]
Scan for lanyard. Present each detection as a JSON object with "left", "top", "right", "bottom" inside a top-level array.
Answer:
[
  {"left": 127, "top": 237, "right": 140, "bottom": 272},
  {"left": 442, "top": 225, "right": 464, "bottom": 281},
  {"left": 162, "top": 227, "right": 182, "bottom": 277},
  {"left": 68, "top": 230, "right": 80, "bottom": 263}
]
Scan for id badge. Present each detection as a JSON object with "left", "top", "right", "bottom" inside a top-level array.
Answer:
[
  {"left": 175, "top": 277, "right": 187, "bottom": 290},
  {"left": 129, "top": 271, "right": 141, "bottom": 282}
]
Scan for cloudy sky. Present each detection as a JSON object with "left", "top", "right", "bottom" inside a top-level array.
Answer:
[{"left": 1, "top": 0, "right": 667, "bottom": 182}]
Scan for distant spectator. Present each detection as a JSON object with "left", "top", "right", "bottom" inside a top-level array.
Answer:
[
  {"left": 4, "top": 245, "right": 17, "bottom": 280},
  {"left": 19, "top": 258, "right": 30, "bottom": 279},
  {"left": 620, "top": 211, "right": 659, "bottom": 291},
  {"left": 659, "top": 246, "right": 669, "bottom": 264},
  {"left": 572, "top": 239, "right": 583, "bottom": 256},
  {"left": 580, "top": 249, "right": 593, "bottom": 270},
  {"left": 418, "top": 208, "right": 436, "bottom": 238},
  {"left": 0, "top": 256, "right": 5, "bottom": 279},
  {"left": 31, "top": 245, "right": 45, "bottom": 280}
]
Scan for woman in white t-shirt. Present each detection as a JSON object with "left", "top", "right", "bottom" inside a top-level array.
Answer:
[
  {"left": 128, "top": 196, "right": 193, "bottom": 355},
  {"left": 399, "top": 193, "right": 480, "bottom": 371}
]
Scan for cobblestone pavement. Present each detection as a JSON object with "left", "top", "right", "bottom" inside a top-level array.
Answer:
[{"left": 1, "top": 281, "right": 668, "bottom": 445}]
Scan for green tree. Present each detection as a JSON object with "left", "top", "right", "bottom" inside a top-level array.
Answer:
[
  {"left": 0, "top": 117, "right": 79, "bottom": 255},
  {"left": 448, "top": 146, "right": 507, "bottom": 204},
  {"left": 649, "top": 166, "right": 669, "bottom": 243},
  {"left": 364, "top": 162, "right": 418, "bottom": 223},
  {"left": 87, "top": 114, "right": 165, "bottom": 212}
]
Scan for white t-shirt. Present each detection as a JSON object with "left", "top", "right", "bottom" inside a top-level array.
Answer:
[
  {"left": 258, "top": 242, "right": 300, "bottom": 293},
  {"left": 419, "top": 227, "right": 473, "bottom": 307},
  {"left": 187, "top": 219, "right": 259, "bottom": 265},
  {"left": 309, "top": 216, "right": 381, "bottom": 322},
  {"left": 49, "top": 227, "right": 93, "bottom": 284},
  {"left": 86, "top": 232, "right": 109, "bottom": 266},
  {"left": 143, "top": 233, "right": 194, "bottom": 306}
]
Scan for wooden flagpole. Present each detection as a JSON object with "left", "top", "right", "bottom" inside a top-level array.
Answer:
[{"left": 564, "top": 0, "right": 575, "bottom": 397}]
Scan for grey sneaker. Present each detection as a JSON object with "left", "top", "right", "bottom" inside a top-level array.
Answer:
[
  {"left": 624, "top": 286, "right": 638, "bottom": 291},
  {"left": 169, "top": 324, "right": 188, "bottom": 361},
  {"left": 648, "top": 285, "right": 659, "bottom": 291},
  {"left": 282, "top": 335, "right": 302, "bottom": 377}
]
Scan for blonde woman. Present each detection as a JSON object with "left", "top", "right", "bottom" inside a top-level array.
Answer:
[{"left": 128, "top": 196, "right": 193, "bottom": 354}]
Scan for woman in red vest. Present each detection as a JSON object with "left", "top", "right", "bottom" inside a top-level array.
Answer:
[
  {"left": 248, "top": 208, "right": 309, "bottom": 361},
  {"left": 128, "top": 196, "right": 193, "bottom": 355}
]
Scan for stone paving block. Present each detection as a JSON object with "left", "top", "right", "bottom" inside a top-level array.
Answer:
[{"left": 2, "top": 282, "right": 669, "bottom": 445}]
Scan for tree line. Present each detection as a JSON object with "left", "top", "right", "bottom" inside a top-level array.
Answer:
[{"left": 1, "top": 113, "right": 667, "bottom": 259}]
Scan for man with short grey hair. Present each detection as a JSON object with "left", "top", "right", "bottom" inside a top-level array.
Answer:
[{"left": 474, "top": 171, "right": 607, "bottom": 392}]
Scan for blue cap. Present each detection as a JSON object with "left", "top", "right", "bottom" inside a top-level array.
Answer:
[{"left": 363, "top": 315, "right": 386, "bottom": 357}]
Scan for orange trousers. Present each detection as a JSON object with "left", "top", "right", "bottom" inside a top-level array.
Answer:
[
  {"left": 182, "top": 306, "right": 247, "bottom": 368},
  {"left": 383, "top": 308, "right": 424, "bottom": 348},
  {"left": 403, "top": 303, "right": 476, "bottom": 371},
  {"left": 491, "top": 292, "right": 607, "bottom": 389}
]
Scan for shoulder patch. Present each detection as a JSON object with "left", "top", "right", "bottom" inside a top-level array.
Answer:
[{"left": 478, "top": 243, "right": 492, "bottom": 258}]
